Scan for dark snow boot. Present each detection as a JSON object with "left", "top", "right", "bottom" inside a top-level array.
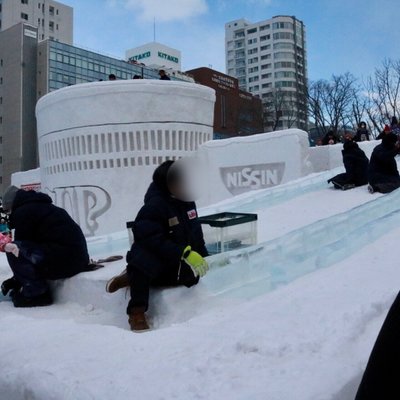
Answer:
[
  {"left": 128, "top": 307, "right": 150, "bottom": 332},
  {"left": 12, "top": 289, "right": 53, "bottom": 308},
  {"left": 1, "top": 276, "right": 22, "bottom": 296}
]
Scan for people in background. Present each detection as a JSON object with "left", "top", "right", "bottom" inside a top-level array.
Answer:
[
  {"left": 158, "top": 69, "right": 171, "bottom": 81},
  {"left": 0, "top": 187, "right": 91, "bottom": 307},
  {"left": 354, "top": 121, "right": 370, "bottom": 142},
  {"left": 322, "top": 130, "right": 338, "bottom": 146},
  {"left": 368, "top": 133, "right": 400, "bottom": 193},
  {"left": 106, "top": 161, "right": 209, "bottom": 332},
  {"left": 376, "top": 124, "right": 392, "bottom": 140},
  {"left": 328, "top": 140, "right": 369, "bottom": 190},
  {"left": 390, "top": 116, "right": 400, "bottom": 137}
]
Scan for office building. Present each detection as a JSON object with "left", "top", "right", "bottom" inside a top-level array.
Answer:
[
  {"left": 0, "top": 21, "right": 192, "bottom": 192},
  {"left": 0, "top": 0, "right": 73, "bottom": 44},
  {"left": 187, "top": 67, "right": 263, "bottom": 138},
  {"left": 0, "top": 23, "right": 38, "bottom": 191},
  {"left": 225, "top": 16, "right": 308, "bottom": 131}
]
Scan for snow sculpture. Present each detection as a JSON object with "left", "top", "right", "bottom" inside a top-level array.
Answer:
[{"left": 35, "top": 80, "right": 215, "bottom": 235}]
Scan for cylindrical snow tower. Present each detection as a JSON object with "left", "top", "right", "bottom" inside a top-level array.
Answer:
[{"left": 36, "top": 80, "right": 215, "bottom": 236}]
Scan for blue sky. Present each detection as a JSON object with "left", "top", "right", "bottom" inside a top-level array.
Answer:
[{"left": 61, "top": 0, "right": 400, "bottom": 81}]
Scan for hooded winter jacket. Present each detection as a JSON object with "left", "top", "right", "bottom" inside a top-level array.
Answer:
[
  {"left": 328, "top": 141, "right": 369, "bottom": 187},
  {"left": 126, "top": 163, "right": 208, "bottom": 280},
  {"left": 368, "top": 133, "right": 400, "bottom": 193},
  {"left": 9, "top": 190, "right": 90, "bottom": 279}
]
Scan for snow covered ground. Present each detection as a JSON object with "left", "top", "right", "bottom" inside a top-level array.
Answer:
[{"left": 0, "top": 168, "right": 399, "bottom": 400}]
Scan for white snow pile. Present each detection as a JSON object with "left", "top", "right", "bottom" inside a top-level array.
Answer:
[{"left": 1, "top": 167, "right": 399, "bottom": 400}]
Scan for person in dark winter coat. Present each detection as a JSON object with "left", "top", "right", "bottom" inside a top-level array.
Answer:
[
  {"left": 158, "top": 69, "right": 171, "bottom": 80},
  {"left": 376, "top": 124, "right": 392, "bottom": 140},
  {"left": 106, "top": 160, "right": 209, "bottom": 332},
  {"left": 354, "top": 121, "right": 370, "bottom": 142},
  {"left": 355, "top": 291, "right": 400, "bottom": 399},
  {"left": 390, "top": 116, "right": 400, "bottom": 137},
  {"left": 0, "top": 187, "right": 90, "bottom": 307},
  {"left": 322, "top": 130, "right": 338, "bottom": 145},
  {"left": 368, "top": 133, "right": 400, "bottom": 193},
  {"left": 328, "top": 140, "right": 369, "bottom": 189}
]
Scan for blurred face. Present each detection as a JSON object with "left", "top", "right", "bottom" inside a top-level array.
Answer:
[{"left": 167, "top": 157, "right": 207, "bottom": 202}]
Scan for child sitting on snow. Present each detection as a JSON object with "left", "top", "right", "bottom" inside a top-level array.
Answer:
[{"left": 106, "top": 160, "right": 209, "bottom": 332}]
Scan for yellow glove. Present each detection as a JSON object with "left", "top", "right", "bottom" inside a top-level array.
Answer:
[{"left": 181, "top": 246, "right": 209, "bottom": 277}]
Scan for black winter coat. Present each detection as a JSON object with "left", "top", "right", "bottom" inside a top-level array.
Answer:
[
  {"left": 328, "top": 142, "right": 369, "bottom": 187},
  {"left": 342, "top": 145, "right": 369, "bottom": 186},
  {"left": 127, "top": 182, "right": 208, "bottom": 280},
  {"left": 368, "top": 143, "right": 399, "bottom": 181},
  {"left": 9, "top": 190, "right": 90, "bottom": 279},
  {"left": 354, "top": 129, "right": 370, "bottom": 142}
]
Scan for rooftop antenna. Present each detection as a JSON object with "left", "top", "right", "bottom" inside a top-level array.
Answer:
[{"left": 153, "top": 17, "right": 156, "bottom": 42}]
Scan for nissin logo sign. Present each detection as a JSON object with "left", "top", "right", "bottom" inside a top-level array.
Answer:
[{"left": 220, "top": 163, "right": 286, "bottom": 195}]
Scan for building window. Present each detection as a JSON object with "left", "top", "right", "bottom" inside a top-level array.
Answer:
[
  {"left": 248, "top": 76, "right": 259, "bottom": 83},
  {"left": 49, "top": 21, "right": 54, "bottom": 31},
  {"left": 0, "top": 117, "right": 2, "bottom": 124},
  {"left": 38, "top": 3, "right": 41, "bottom": 9},
  {"left": 0, "top": 59, "right": 2, "bottom": 67},
  {"left": 248, "top": 66, "right": 259, "bottom": 73},
  {"left": 247, "top": 48, "right": 258, "bottom": 55},
  {"left": 248, "top": 38, "right": 257, "bottom": 45},
  {"left": 260, "top": 24, "right": 270, "bottom": 31},
  {"left": 56, "top": 9, "right": 59, "bottom": 15},
  {"left": 261, "top": 54, "right": 271, "bottom": 60},
  {"left": 261, "top": 73, "right": 272, "bottom": 79},
  {"left": 274, "top": 52, "right": 295, "bottom": 60},
  {"left": 21, "top": 13, "right": 29, "bottom": 20},
  {"left": 260, "top": 35, "right": 270, "bottom": 42},
  {"left": 49, "top": 6, "right": 55, "bottom": 16},
  {"left": 262, "top": 83, "right": 272, "bottom": 88},
  {"left": 21, "top": 0, "right": 29, "bottom": 4},
  {"left": 273, "top": 32, "right": 294, "bottom": 40},
  {"left": 272, "top": 22, "right": 293, "bottom": 30},
  {"left": 247, "top": 28, "right": 257, "bottom": 34},
  {"left": 261, "top": 63, "right": 271, "bottom": 70},
  {"left": 0, "top": 77, "right": 3, "bottom": 84},
  {"left": 0, "top": 97, "right": 2, "bottom": 104},
  {"left": 248, "top": 57, "right": 258, "bottom": 65},
  {"left": 260, "top": 45, "right": 271, "bottom": 51}
]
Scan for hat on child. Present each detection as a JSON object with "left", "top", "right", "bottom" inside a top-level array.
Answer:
[
  {"left": 2, "top": 185, "right": 19, "bottom": 213},
  {"left": 384, "top": 125, "right": 392, "bottom": 133}
]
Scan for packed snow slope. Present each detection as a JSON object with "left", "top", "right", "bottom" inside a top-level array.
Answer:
[{"left": 1, "top": 167, "right": 399, "bottom": 400}]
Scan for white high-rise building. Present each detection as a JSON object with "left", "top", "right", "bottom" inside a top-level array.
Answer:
[
  {"left": 0, "top": 0, "right": 73, "bottom": 44},
  {"left": 225, "top": 16, "right": 307, "bottom": 131}
]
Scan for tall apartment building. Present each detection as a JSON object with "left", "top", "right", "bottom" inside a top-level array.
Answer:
[
  {"left": 225, "top": 16, "right": 308, "bottom": 132},
  {"left": 0, "top": 0, "right": 73, "bottom": 44}
]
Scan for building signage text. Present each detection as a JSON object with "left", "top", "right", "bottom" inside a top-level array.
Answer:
[
  {"left": 158, "top": 51, "right": 179, "bottom": 64},
  {"left": 129, "top": 51, "right": 151, "bottom": 62}
]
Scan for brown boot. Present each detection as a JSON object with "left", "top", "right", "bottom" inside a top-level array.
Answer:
[
  {"left": 106, "top": 270, "right": 130, "bottom": 293},
  {"left": 128, "top": 307, "right": 150, "bottom": 332}
]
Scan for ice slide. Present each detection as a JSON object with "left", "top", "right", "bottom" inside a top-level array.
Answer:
[{"left": 41, "top": 172, "right": 396, "bottom": 329}]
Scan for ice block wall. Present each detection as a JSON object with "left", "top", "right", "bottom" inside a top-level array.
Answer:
[{"left": 35, "top": 80, "right": 215, "bottom": 236}]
